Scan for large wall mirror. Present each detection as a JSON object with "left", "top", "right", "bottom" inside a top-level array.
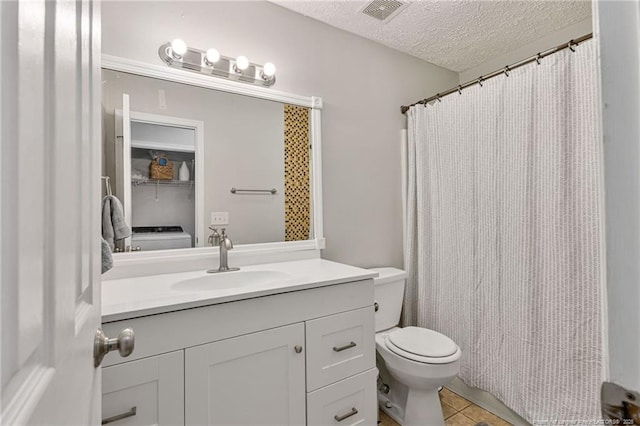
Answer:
[{"left": 101, "top": 57, "right": 323, "bottom": 257}]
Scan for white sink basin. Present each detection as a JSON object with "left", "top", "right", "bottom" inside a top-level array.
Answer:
[{"left": 171, "top": 270, "right": 293, "bottom": 292}]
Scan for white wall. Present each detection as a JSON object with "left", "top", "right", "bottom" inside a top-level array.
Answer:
[
  {"left": 459, "top": 18, "right": 592, "bottom": 83},
  {"left": 595, "top": 0, "right": 640, "bottom": 393},
  {"left": 101, "top": 0, "right": 459, "bottom": 268},
  {"left": 102, "top": 69, "right": 286, "bottom": 246}
]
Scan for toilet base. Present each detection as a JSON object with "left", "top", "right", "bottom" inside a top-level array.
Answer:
[
  {"left": 404, "top": 387, "right": 444, "bottom": 426},
  {"left": 377, "top": 353, "right": 449, "bottom": 426},
  {"left": 378, "top": 385, "right": 445, "bottom": 426}
]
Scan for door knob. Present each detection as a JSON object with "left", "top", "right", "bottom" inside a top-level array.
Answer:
[{"left": 94, "top": 327, "right": 135, "bottom": 367}]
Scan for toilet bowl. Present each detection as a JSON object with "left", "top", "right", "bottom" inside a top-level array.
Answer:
[{"left": 370, "top": 268, "right": 461, "bottom": 426}]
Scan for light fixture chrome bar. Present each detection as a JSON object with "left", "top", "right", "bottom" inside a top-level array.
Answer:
[{"left": 158, "top": 42, "right": 276, "bottom": 87}]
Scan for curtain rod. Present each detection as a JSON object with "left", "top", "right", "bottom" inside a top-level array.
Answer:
[{"left": 400, "top": 32, "right": 593, "bottom": 114}]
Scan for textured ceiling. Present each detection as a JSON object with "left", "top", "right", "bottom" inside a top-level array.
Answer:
[{"left": 272, "top": 0, "right": 592, "bottom": 72}]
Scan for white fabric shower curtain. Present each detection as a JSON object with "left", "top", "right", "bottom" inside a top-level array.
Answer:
[{"left": 405, "top": 40, "right": 604, "bottom": 423}]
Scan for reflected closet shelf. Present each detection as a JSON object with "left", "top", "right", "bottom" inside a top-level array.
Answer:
[{"left": 132, "top": 178, "right": 194, "bottom": 187}]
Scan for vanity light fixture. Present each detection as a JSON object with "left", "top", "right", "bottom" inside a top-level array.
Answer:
[
  {"left": 234, "top": 55, "right": 249, "bottom": 72},
  {"left": 158, "top": 41, "right": 277, "bottom": 87},
  {"left": 169, "top": 38, "right": 188, "bottom": 59},
  {"left": 204, "top": 48, "right": 220, "bottom": 66},
  {"left": 261, "top": 62, "right": 276, "bottom": 82}
]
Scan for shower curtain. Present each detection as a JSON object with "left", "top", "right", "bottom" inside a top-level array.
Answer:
[{"left": 404, "top": 40, "right": 604, "bottom": 423}]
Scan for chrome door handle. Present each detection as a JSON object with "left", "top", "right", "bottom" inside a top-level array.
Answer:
[
  {"left": 333, "top": 341, "right": 357, "bottom": 352},
  {"left": 334, "top": 407, "right": 358, "bottom": 422},
  {"left": 102, "top": 407, "right": 137, "bottom": 424},
  {"left": 94, "top": 327, "right": 135, "bottom": 367}
]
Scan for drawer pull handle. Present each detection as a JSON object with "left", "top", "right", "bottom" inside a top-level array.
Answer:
[
  {"left": 333, "top": 341, "right": 357, "bottom": 352},
  {"left": 334, "top": 407, "right": 358, "bottom": 422},
  {"left": 102, "top": 407, "right": 137, "bottom": 424}
]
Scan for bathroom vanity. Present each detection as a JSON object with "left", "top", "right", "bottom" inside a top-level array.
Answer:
[
  {"left": 101, "top": 259, "right": 378, "bottom": 425},
  {"left": 98, "top": 51, "right": 366, "bottom": 425}
]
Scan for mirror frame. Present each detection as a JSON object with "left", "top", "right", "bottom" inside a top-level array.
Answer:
[{"left": 102, "top": 54, "right": 325, "bottom": 270}]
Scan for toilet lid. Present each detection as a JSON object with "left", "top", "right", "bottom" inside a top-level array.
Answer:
[{"left": 388, "top": 327, "right": 458, "bottom": 358}]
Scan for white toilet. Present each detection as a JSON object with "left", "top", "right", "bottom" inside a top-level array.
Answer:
[{"left": 371, "top": 267, "right": 461, "bottom": 426}]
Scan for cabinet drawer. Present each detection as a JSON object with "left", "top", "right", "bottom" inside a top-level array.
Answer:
[
  {"left": 306, "top": 306, "right": 375, "bottom": 391},
  {"left": 307, "top": 368, "right": 378, "bottom": 426},
  {"left": 102, "top": 350, "right": 184, "bottom": 426}
]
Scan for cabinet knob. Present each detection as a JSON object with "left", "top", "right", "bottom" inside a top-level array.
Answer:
[
  {"left": 294, "top": 345, "right": 303, "bottom": 354},
  {"left": 94, "top": 327, "right": 135, "bottom": 367},
  {"left": 374, "top": 302, "right": 379, "bottom": 312}
]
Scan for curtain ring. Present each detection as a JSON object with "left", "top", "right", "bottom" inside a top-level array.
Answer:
[
  {"left": 503, "top": 65, "right": 510, "bottom": 77},
  {"left": 436, "top": 93, "right": 442, "bottom": 103},
  {"left": 477, "top": 76, "right": 484, "bottom": 87},
  {"left": 536, "top": 53, "right": 542, "bottom": 65},
  {"left": 568, "top": 40, "right": 576, "bottom": 52},
  {"left": 458, "top": 85, "right": 462, "bottom": 95},
  {"left": 423, "top": 98, "right": 427, "bottom": 107}
]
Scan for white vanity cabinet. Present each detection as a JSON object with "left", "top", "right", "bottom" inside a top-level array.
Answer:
[
  {"left": 185, "top": 323, "right": 306, "bottom": 425},
  {"left": 102, "top": 351, "right": 184, "bottom": 425},
  {"left": 101, "top": 276, "right": 377, "bottom": 426}
]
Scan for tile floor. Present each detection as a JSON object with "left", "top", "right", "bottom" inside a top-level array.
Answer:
[{"left": 378, "top": 387, "right": 512, "bottom": 426}]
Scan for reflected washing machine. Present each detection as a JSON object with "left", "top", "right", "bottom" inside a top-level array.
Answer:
[{"left": 131, "top": 226, "right": 192, "bottom": 251}]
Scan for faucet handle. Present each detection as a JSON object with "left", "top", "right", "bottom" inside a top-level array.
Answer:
[
  {"left": 220, "top": 228, "right": 233, "bottom": 249},
  {"left": 208, "top": 227, "right": 221, "bottom": 246}
]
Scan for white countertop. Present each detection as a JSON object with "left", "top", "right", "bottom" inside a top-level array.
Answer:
[{"left": 102, "top": 259, "right": 377, "bottom": 323}]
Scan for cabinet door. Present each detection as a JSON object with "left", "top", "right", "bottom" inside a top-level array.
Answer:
[
  {"left": 185, "top": 323, "right": 305, "bottom": 426},
  {"left": 102, "top": 350, "right": 184, "bottom": 426}
]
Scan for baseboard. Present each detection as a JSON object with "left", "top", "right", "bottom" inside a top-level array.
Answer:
[{"left": 446, "top": 377, "right": 531, "bottom": 426}]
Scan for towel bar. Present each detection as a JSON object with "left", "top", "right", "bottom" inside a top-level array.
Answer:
[{"left": 230, "top": 188, "right": 277, "bottom": 195}]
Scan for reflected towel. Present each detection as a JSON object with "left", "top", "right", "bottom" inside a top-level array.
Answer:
[
  {"left": 102, "top": 195, "right": 130, "bottom": 250},
  {"left": 101, "top": 237, "right": 113, "bottom": 274}
]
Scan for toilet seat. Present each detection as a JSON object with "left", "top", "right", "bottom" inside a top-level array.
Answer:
[{"left": 385, "top": 327, "right": 461, "bottom": 364}]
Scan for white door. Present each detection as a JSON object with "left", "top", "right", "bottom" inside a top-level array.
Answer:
[
  {"left": 184, "top": 323, "right": 306, "bottom": 426},
  {"left": 114, "top": 94, "right": 132, "bottom": 250},
  {"left": 1, "top": 0, "right": 103, "bottom": 424}
]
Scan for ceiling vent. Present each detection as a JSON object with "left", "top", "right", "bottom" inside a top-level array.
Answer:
[{"left": 361, "top": 0, "right": 409, "bottom": 23}]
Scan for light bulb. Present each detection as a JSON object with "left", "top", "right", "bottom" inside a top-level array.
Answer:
[
  {"left": 262, "top": 62, "right": 276, "bottom": 78},
  {"left": 235, "top": 55, "right": 249, "bottom": 71},
  {"left": 170, "top": 38, "right": 187, "bottom": 57},
  {"left": 205, "top": 48, "right": 220, "bottom": 65}
]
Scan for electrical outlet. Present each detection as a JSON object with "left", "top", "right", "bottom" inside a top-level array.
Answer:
[{"left": 210, "top": 212, "right": 229, "bottom": 226}]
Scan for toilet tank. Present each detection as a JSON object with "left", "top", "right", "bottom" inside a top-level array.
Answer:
[{"left": 369, "top": 267, "right": 407, "bottom": 332}]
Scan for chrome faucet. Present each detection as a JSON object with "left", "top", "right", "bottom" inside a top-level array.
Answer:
[{"left": 207, "top": 228, "right": 239, "bottom": 273}]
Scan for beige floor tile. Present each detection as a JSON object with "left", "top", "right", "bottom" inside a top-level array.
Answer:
[
  {"left": 442, "top": 402, "right": 458, "bottom": 420},
  {"left": 378, "top": 409, "right": 400, "bottom": 426},
  {"left": 445, "top": 413, "right": 478, "bottom": 426},
  {"left": 461, "top": 404, "right": 512, "bottom": 426},
  {"left": 440, "top": 388, "right": 473, "bottom": 411}
]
